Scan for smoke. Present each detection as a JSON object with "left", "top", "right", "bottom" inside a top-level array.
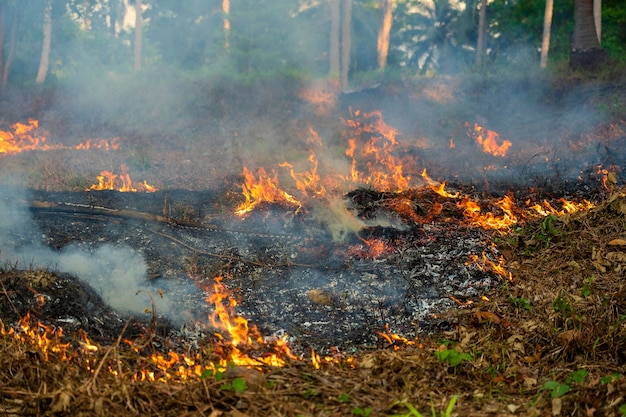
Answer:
[{"left": 0, "top": 187, "right": 194, "bottom": 325}]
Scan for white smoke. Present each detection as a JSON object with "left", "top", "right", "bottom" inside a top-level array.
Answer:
[{"left": 0, "top": 187, "right": 187, "bottom": 323}]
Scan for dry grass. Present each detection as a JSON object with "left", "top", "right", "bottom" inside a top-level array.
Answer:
[{"left": 1, "top": 188, "right": 626, "bottom": 416}]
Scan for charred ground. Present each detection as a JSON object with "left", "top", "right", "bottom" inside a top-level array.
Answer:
[{"left": 1, "top": 73, "right": 626, "bottom": 416}]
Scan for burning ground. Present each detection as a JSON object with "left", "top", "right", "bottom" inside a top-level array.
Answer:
[{"left": 1, "top": 75, "right": 626, "bottom": 415}]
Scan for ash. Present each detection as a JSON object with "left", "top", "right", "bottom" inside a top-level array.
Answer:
[{"left": 18, "top": 188, "right": 501, "bottom": 354}]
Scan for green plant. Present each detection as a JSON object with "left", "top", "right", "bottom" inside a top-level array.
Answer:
[
  {"left": 435, "top": 348, "right": 472, "bottom": 367},
  {"left": 392, "top": 395, "right": 459, "bottom": 417},
  {"left": 221, "top": 377, "right": 247, "bottom": 393},
  {"left": 352, "top": 406, "right": 372, "bottom": 416},
  {"left": 509, "top": 296, "right": 532, "bottom": 310},
  {"left": 552, "top": 291, "right": 572, "bottom": 316},
  {"left": 338, "top": 393, "right": 351, "bottom": 403},
  {"left": 600, "top": 372, "right": 622, "bottom": 384},
  {"left": 535, "top": 214, "right": 560, "bottom": 247},
  {"left": 537, "top": 369, "right": 588, "bottom": 400},
  {"left": 581, "top": 276, "right": 594, "bottom": 297},
  {"left": 302, "top": 388, "right": 318, "bottom": 399},
  {"left": 540, "top": 380, "right": 571, "bottom": 398}
]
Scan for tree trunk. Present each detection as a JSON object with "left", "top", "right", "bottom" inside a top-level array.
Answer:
[
  {"left": 340, "top": 0, "right": 352, "bottom": 91},
  {"left": 572, "top": 0, "right": 599, "bottom": 50},
  {"left": 540, "top": 0, "right": 554, "bottom": 69},
  {"left": 570, "top": 0, "right": 607, "bottom": 70},
  {"left": 223, "top": 0, "right": 230, "bottom": 52},
  {"left": 593, "top": 0, "right": 601, "bottom": 44},
  {"left": 134, "top": 0, "right": 143, "bottom": 71},
  {"left": 377, "top": 0, "right": 392, "bottom": 71},
  {"left": 2, "top": 3, "right": 17, "bottom": 90},
  {"left": 36, "top": 0, "right": 52, "bottom": 84},
  {"left": 475, "top": 0, "right": 487, "bottom": 68},
  {"left": 329, "top": 0, "right": 340, "bottom": 80},
  {"left": 0, "top": 1, "right": 6, "bottom": 84}
]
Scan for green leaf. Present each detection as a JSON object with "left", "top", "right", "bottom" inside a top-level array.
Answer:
[
  {"left": 569, "top": 369, "right": 588, "bottom": 384},
  {"left": 338, "top": 393, "right": 351, "bottom": 403},
  {"left": 231, "top": 377, "right": 247, "bottom": 393},
  {"left": 200, "top": 369, "right": 214, "bottom": 379}
]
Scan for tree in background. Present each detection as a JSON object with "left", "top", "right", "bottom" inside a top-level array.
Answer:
[
  {"left": 540, "top": 0, "right": 554, "bottom": 68},
  {"left": 475, "top": 0, "right": 486, "bottom": 67},
  {"left": 377, "top": 0, "right": 392, "bottom": 71},
  {"left": 36, "top": 0, "right": 53, "bottom": 83},
  {"left": 570, "top": 0, "right": 607, "bottom": 69},
  {"left": 392, "top": 0, "right": 469, "bottom": 74},
  {"left": 0, "top": 0, "right": 18, "bottom": 91}
]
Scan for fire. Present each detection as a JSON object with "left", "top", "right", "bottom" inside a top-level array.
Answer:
[
  {"left": 206, "top": 276, "right": 297, "bottom": 367},
  {"left": 343, "top": 109, "right": 410, "bottom": 192},
  {"left": 88, "top": 164, "right": 158, "bottom": 193},
  {"left": 377, "top": 324, "right": 421, "bottom": 350},
  {"left": 235, "top": 166, "right": 301, "bottom": 215},
  {"left": 470, "top": 123, "right": 512, "bottom": 157},
  {"left": 457, "top": 194, "right": 518, "bottom": 230},
  {"left": 0, "top": 119, "right": 120, "bottom": 155},
  {"left": 280, "top": 151, "right": 326, "bottom": 198},
  {"left": 526, "top": 198, "right": 595, "bottom": 217},
  {"left": 1, "top": 312, "right": 70, "bottom": 361},
  {"left": 467, "top": 252, "right": 512, "bottom": 281},
  {"left": 420, "top": 169, "right": 459, "bottom": 198}
]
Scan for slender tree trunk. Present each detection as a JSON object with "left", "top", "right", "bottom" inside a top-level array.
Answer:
[
  {"left": 377, "top": 0, "right": 392, "bottom": 71},
  {"left": 134, "top": 0, "right": 143, "bottom": 71},
  {"left": 2, "top": 3, "right": 17, "bottom": 90},
  {"left": 36, "top": 0, "right": 52, "bottom": 84},
  {"left": 0, "top": 1, "right": 6, "bottom": 83},
  {"left": 540, "top": 0, "right": 554, "bottom": 68},
  {"left": 593, "top": 0, "right": 601, "bottom": 44},
  {"left": 475, "top": 0, "right": 487, "bottom": 67},
  {"left": 329, "top": 0, "right": 340, "bottom": 80},
  {"left": 223, "top": 0, "right": 230, "bottom": 52},
  {"left": 340, "top": 0, "right": 352, "bottom": 91}
]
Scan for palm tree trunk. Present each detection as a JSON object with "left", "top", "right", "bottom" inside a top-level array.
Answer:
[
  {"left": 476, "top": 0, "right": 487, "bottom": 68},
  {"left": 377, "top": 0, "right": 392, "bottom": 71},
  {"left": 2, "top": 3, "right": 17, "bottom": 90},
  {"left": 36, "top": 0, "right": 52, "bottom": 84},
  {"left": 572, "top": 0, "right": 599, "bottom": 51},
  {"left": 593, "top": 0, "right": 601, "bottom": 44},
  {"left": 540, "top": 0, "right": 554, "bottom": 68},
  {"left": 223, "top": 0, "right": 230, "bottom": 52}
]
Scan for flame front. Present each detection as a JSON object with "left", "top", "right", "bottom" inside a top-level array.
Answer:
[
  {"left": 235, "top": 166, "right": 301, "bottom": 215},
  {"left": 88, "top": 164, "right": 158, "bottom": 193},
  {"left": 0, "top": 119, "right": 120, "bottom": 155}
]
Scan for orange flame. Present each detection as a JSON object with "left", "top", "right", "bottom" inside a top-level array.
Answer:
[
  {"left": 88, "top": 164, "right": 158, "bottom": 193},
  {"left": 471, "top": 123, "right": 512, "bottom": 157},
  {"left": 0, "top": 119, "right": 120, "bottom": 155},
  {"left": 235, "top": 167, "right": 301, "bottom": 216}
]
